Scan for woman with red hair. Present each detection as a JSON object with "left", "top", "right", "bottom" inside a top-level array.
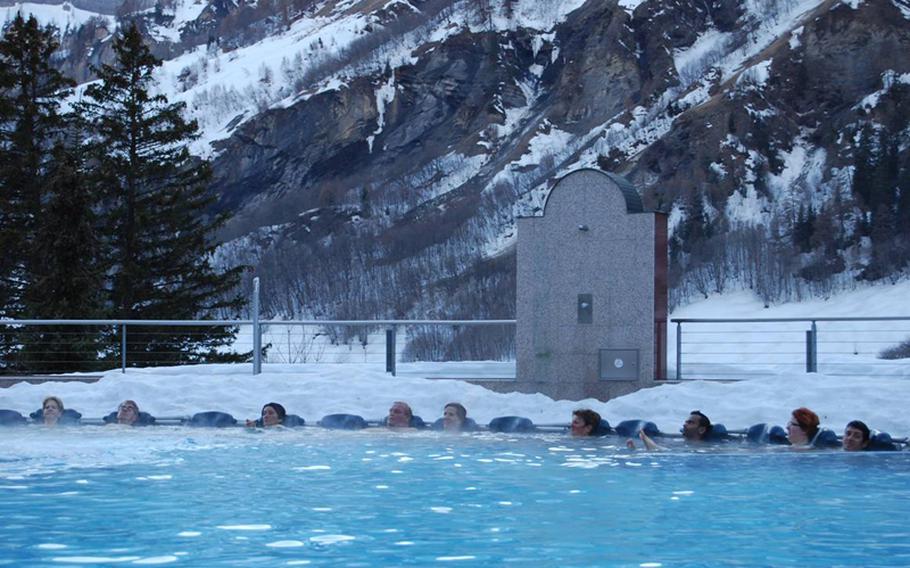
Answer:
[{"left": 787, "top": 407, "right": 820, "bottom": 446}]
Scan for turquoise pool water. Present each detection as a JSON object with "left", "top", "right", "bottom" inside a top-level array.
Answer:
[{"left": 1, "top": 428, "right": 909, "bottom": 566}]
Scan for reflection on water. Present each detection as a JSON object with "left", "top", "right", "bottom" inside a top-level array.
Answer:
[{"left": 0, "top": 429, "right": 909, "bottom": 565}]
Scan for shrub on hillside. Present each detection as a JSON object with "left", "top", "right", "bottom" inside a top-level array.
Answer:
[{"left": 879, "top": 338, "right": 910, "bottom": 360}]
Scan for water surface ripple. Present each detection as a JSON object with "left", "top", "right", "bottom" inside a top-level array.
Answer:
[{"left": 1, "top": 428, "right": 908, "bottom": 566}]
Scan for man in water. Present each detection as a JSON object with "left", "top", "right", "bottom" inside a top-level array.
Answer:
[
  {"left": 682, "top": 410, "right": 713, "bottom": 442},
  {"left": 842, "top": 420, "right": 871, "bottom": 451},
  {"left": 629, "top": 410, "right": 713, "bottom": 450},
  {"left": 116, "top": 400, "right": 141, "bottom": 426},
  {"left": 387, "top": 401, "right": 414, "bottom": 429}
]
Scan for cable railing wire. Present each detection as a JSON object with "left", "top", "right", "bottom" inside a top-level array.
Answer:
[
  {"left": 0, "top": 317, "right": 517, "bottom": 376},
  {"left": 673, "top": 316, "right": 910, "bottom": 380}
]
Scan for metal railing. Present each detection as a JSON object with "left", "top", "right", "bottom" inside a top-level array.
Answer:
[
  {"left": 4, "top": 275, "right": 906, "bottom": 380},
  {"left": 0, "top": 319, "right": 252, "bottom": 373},
  {"left": 0, "top": 278, "right": 517, "bottom": 376},
  {"left": 0, "top": 318, "right": 518, "bottom": 376},
  {"left": 672, "top": 316, "right": 910, "bottom": 380}
]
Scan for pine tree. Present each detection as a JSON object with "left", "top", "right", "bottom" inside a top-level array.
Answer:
[
  {"left": 851, "top": 125, "right": 876, "bottom": 231},
  {"left": 897, "top": 162, "right": 910, "bottom": 238},
  {"left": 678, "top": 192, "right": 713, "bottom": 253},
  {"left": 869, "top": 136, "right": 899, "bottom": 233},
  {"left": 18, "top": 144, "right": 105, "bottom": 372},
  {"left": 792, "top": 204, "right": 815, "bottom": 254},
  {"left": 0, "top": 22, "right": 15, "bottom": 368},
  {"left": 0, "top": 14, "right": 73, "bottom": 369},
  {"left": 860, "top": 203, "right": 900, "bottom": 281},
  {"left": 0, "top": 14, "right": 73, "bottom": 314},
  {"left": 810, "top": 206, "right": 840, "bottom": 261},
  {"left": 79, "top": 24, "right": 245, "bottom": 365}
]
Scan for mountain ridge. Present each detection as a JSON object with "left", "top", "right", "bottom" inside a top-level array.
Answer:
[{"left": 8, "top": 0, "right": 910, "bottom": 341}]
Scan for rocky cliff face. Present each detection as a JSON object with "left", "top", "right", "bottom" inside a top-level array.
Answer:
[
  {"left": 205, "top": 0, "right": 910, "bottom": 329},
  {"left": 31, "top": 0, "right": 910, "bottom": 349},
  {"left": 631, "top": 0, "right": 910, "bottom": 205}
]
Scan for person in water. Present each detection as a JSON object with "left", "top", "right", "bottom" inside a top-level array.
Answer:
[
  {"left": 626, "top": 410, "right": 711, "bottom": 450},
  {"left": 627, "top": 428, "right": 659, "bottom": 450},
  {"left": 786, "top": 407, "right": 820, "bottom": 447},
  {"left": 570, "top": 409, "right": 601, "bottom": 437},
  {"left": 246, "top": 402, "right": 286, "bottom": 427},
  {"left": 116, "top": 400, "right": 141, "bottom": 426},
  {"left": 682, "top": 410, "right": 712, "bottom": 442},
  {"left": 842, "top": 420, "right": 871, "bottom": 452},
  {"left": 387, "top": 401, "right": 414, "bottom": 429},
  {"left": 41, "top": 396, "right": 64, "bottom": 427},
  {"left": 442, "top": 402, "right": 468, "bottom": 432}
]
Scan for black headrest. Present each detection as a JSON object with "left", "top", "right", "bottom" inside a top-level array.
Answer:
[
  {"left": 704, "top": 423, "right": 729, "bottom": 441},
  {"left": 614, "top": 419, "right": 659, "bottom": 438},
  {"left": 0, "top": 409, "right": 27, "bottom": 426},
  {"left": 591, "top": 418, "right": 613, "bottom": 437},
  {"left": 186, "top": 411, "right": 236, "bottom": 427},
  {"left": 867, "top": 431, "right": 899, "bottom": 451},
  {"left": 488, "top": 416, "right": 536, "bottom": 433},
  {"left": 102, "top": 410, "right": 156, "bottom": 426},
  {"left": 431, "top": 417, "right": 479, "bottom": 432},
  {"left": 30, "top": 408, "right": 82, "bottom": 425},
  {"left": 746, "top": 423, "right": 789, "bottom": 444},
  {"left": 282, "top": 414, "right": 306, "bottom": 427},
  {"left": 379, "top": 415, "right": 427, "bottom": 429},
  {"left": 319, "top": 413, "right": 367, "bottom": 430},
  {"left": 811, "top": 428, "right": 840, "bottom": 449}
]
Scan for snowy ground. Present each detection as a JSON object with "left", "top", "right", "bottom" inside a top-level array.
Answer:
[{"left": 2, "top": 280, "right": 909, "bottom": 436}]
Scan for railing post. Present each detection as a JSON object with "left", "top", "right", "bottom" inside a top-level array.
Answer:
[
  {"left": 675, "top": 321, "right": 682, "bottom": 380},
  {"left": 252, "top": 277, "right": 262, "bottom": 375},
  {"left": 121, "top": 324, "right": 127, "bottom": 373},
  {"left": 806, "top": 320, "right": 818, "bottom": 373},
  {"left": 386, "top": 325, "right": 397, "bottom": 376}
]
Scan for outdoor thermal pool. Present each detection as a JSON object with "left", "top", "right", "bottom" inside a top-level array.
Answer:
[{"left": 1, "top": 427, "right": 909, "bottom": 566}]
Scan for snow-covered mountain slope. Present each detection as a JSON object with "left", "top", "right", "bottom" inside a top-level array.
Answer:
[
  {"left": 2, "top": 1, "right": 114, "bottom": 30},
  {"left": 13, "top": 0, "right": 910, "bottom": 348}
]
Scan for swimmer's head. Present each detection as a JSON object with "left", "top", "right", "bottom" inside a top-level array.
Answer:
[
  {"left": 42, "top": 396, "right": 64, "bottom": 425},
  {"left": 443, "top": 403, "right": 467, "bottom": 431},
  {"left": 571, "top": 409, "right": 601, "bottom": 437},
  {"left": 843, "top": 420, "right": 870, "bottom": 451},
  {"left": 388, "top": 401, "right": 412, "bottom": 428},
  {"left": 788, "top": 407, "right": 820, "bottom": 445},
  {"left": 117, "top": 400, "right": 140, "bottom": 425},
  {"left": 682, "top": 410, "right": 711, "bottom": 441},
  {"left": 261, "top": 403, "right": 286, "bottom": 426}
]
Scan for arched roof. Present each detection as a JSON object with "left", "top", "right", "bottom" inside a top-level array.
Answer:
[{"left": 542, "top": 168, "right": 644, "bottom": 215}]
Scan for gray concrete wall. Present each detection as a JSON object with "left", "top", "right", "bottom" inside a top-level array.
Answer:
[{"left": 516, "top": 169, "right": 659, "bottom": 401}]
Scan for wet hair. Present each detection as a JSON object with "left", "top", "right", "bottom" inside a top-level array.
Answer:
[
  {"left": 792, "top": 407, "right": 820, "bottom": 439},
  {"left": 690, "top": 410, "right": 713, "bottom": 439},
  {"left": 444, "top": 402, "right": 467, "bottom": 422},
  {"left": 262, "top": 402, "right": 286, "bottom": 422},
  {"left": 573, "top": 409, "right": 601, "bottom": 432},
  {"left": 845, "top": 420, "right": 870, "bottom": 443},
  {"left": 43, "top": 396, "right": 64, "bottom": 411},
  {"left": 119, "top": 400, "right": 139, "bottom": 412},
  {"left": 391, "top": 401, "right": 412, "bottom": 419}
]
